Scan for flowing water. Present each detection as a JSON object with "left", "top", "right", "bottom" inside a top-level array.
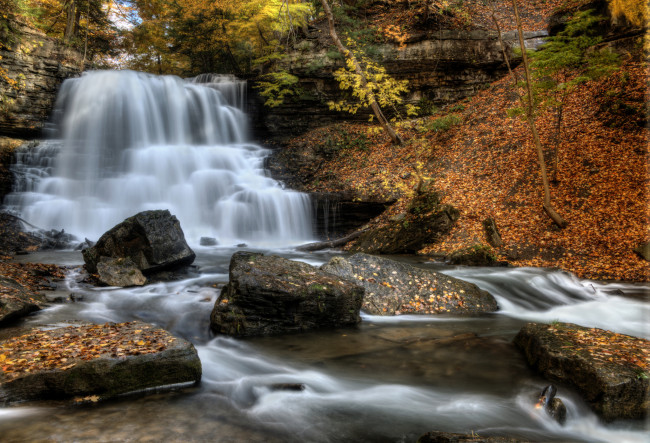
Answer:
[{"left": 0, "top": 71, "right": 648, "bottom": 442}]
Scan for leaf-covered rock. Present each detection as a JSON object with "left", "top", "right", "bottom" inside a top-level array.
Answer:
[
  {"left": 321, "top": 253, "right": 497, "bottom": 316},
  {"left": 514, "top": 322, "right": 650, "bottom": 421},
  {"left": 0, "top": 276, "right": 46, "bottom": 325},
  {"left": 82, "top": 210, "right": 195, "bottom": 275},
  {"left": 210, "top": 252, "right": 364, "bottom": 337},
  {"left": 0, "top": 321, "right": 201, "bottom": 404}
]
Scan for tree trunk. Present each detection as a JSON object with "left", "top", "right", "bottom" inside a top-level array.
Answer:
[
  {"left": 320, "top": 0, "right": 403, "bottom": 145},
  {"left": 511, "top": 0, "right": 567, "bottom": 228},
  {"left": 64, "top": 0, "right": 77, "bottom": 42}
]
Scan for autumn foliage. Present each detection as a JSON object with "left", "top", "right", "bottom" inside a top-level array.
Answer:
[{"left": 284, "top": 54, "right": 648, "bottom": 281}]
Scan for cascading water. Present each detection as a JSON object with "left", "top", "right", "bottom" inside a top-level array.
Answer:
[{"left": 3, "top": 70, "right": 313, "bottom": 246}]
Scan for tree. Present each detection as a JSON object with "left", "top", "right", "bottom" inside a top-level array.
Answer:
[
  {"left": 320, "top": 0, "right": 404, "bottom": 145},
  {"left": 510, "top": 0, "right": 567, "bottom": 228}
]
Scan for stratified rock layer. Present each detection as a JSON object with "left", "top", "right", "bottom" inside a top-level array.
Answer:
[
  {"left": 210, "top": 252, "right": 364, "bottom": 337},
  {"left": 321, "top": 253, "right": 497, "bottom": 316},
  {"left": 514, "top": 322, "right": 650, "bottom": 421},
  {"left": 0, "top": 17, "right": 82, "bottom": 138},
  {"left": 82, "top": 210, "right": 195, "bottom": 275}
]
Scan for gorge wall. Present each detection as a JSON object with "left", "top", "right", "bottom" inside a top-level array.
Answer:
[
  {"left": 0, "top": 17, "right": 82, "bottom": 139},
  {"left": 249, "top": 28, "right": 546, "bottom": 141}
]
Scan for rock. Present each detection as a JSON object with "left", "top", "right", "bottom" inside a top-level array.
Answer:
[
  {"left": 82, "top": 210, "right": 195, "bottom": 275},
  {"left": 483, "top": 217, "right": 504, "bottom": 247},
  {"left": 0, "top": 212, "right": 42, "bottom": 255},
  {"left": 210, "top": 252, "right": 364, "bottom": 337},
  {"left": 535, "top": 384, "right": 567, "bottom": 425},
  {"left": 418, "top": 431, "right": 527, "bottom": 442},
  {"left": 0, "top": 17, "right": 82, "bottom": 138},
  {"left": 633, "top": 242, "right": 650, "bottom": 261},
  {"left": 350, "top": 203, "right": 459, "bottom": 254},
  {"left": 96, "top": 257, "right": 147, "bottom": 287},
  {"left": 0, "top": 276, "right": 46, "bottom": 325},
  {"left": 200, "top": 237, "right": 218, "bottom": 246},
  {"left": 448, "top": 245, "right": 499, "bottom": 266},
  {"left": 514, "top": 322, "right": 650, "bottom": 421},
  {"left": 321, "top": 253, "right": 497, "bottom": 316},
  {"left": 0, "top": 321, "right": 201, "bottom": 404}
]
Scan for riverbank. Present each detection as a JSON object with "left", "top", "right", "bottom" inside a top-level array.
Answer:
[{"left": 274, "top": 53, "right": 648, "bottom": 282}]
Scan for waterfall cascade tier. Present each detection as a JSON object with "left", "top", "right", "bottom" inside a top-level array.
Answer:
[{"left": 4, "top": 70, "right": 313, "bottom": 246}]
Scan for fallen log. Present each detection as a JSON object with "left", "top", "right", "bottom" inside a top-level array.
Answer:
[{"left": 296, "top": 228, "right": 368, "bottom": 252}]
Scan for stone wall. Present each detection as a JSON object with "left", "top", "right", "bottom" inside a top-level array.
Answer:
[
  {"left": 250, "top": 29, "right": 546, "bottom": 141},
  {"left": 0, "top": 17, "right": 82, "bottom": 139}
]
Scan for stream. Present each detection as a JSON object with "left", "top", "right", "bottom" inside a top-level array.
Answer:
[
  {"left": 0, "top": 249, "right": 648, "bottom": 442},
  {"left": 0, "top": 70, "right": 648, "bottom": 442}
]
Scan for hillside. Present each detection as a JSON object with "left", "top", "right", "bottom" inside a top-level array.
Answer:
[{"left": 276, "top": 41, "right": 648, "bottom": 281}]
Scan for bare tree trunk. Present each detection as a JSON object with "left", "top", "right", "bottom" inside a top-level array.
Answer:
[
  {"left": 511, "top": 0, "right": 567, "bottom": 228},
  {"left": 320, "top": 0, "right": 403, "bottom": 145},
  {"left": 64, "top": 0, "right": 77, "bottom": 42}
]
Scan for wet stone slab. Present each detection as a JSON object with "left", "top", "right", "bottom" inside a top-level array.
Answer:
[{"left": 0, "top": 321, "right": 201, "bottom": 404}]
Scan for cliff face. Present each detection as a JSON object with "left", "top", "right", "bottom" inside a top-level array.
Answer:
[
  {"left": 251, "top": 29, "right": 546, "bottom": 140},
  {"left": 0, "top": 17, "right": 82, "bottom": 139}
]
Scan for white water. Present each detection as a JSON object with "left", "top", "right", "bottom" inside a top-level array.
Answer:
[{"left": 4, "top": 70, "right": 313, "bottom": 246}]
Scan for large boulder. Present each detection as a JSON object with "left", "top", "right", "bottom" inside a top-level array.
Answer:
[
  {"left": 321, "top": 253, "right": 497, "bottom": 316},
  {"left": 0, "top": 276, "right": 46, "bottom": 325},
  {"left": 0, "top": 321, "right": 201, "bottom": 404},
  {"left": 82, "top": 210, "right": 195, "bottom": 275},
  {"left": 210, "top": 252, "right": 364, "bottom": 337},
  {"left": 514, "top": 322, "right": 650, "bottom": 421}
]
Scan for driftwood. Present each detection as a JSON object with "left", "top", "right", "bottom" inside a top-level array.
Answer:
[{"left": 296, "top": 228, "right": 368, "bottom": 252}]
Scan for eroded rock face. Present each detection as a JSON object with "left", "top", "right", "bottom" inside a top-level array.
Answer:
[
  {"left": 0, "top": 276, "right": 46, "bottom": 325},
  {"left": 210, "top": 251, "right": 364, "bottom": 337},
  {"left": 253, "top": 30, "right": 546, "bottom": 140},
  {"left": 0, "top": 321, "right": 201, "bottom": 404},
  {"left": 82, "top": 210, "right": 195, "bottom": 275},
  {"left": 0, "top": 17, "right": 82, "bottom": 138},
  {"left": 321, "top": 253, "right": 497, "bottom": 316},
  {"left": 514, "top": 322, "right": 650, "bottom": 421}
]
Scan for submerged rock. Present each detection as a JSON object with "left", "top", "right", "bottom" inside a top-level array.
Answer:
[
  {"left": 210, "top": 252, "right": 364, "bottom": 337},
  {"left": 0, "top": 321, "right": 201, "bottom": 404},
  {"left": 0, "top": 276, "right": 46, "bottom": 325},
  {"left": 96, "top": 257, "right": 147, "bottom": 287},
  {"left": 514, "top": 322, "right": 650, "bottom": 421},
  {"left": 321, "top": 253, "right": 497, "bottom": 316},
  {"left": 82, "top": 210, "right": 195, "bottom": 275}
]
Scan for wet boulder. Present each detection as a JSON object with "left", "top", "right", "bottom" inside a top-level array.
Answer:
[
  {"left": 0, "top": 276, "right": 46, "bottom": 325},
  {"left": 210, "top": 252, "right": 364, "bottom": 337},
  {"left": 514, "top": 322, "right": 650, "bottom": 421},
  {"left": 321, "top": 253, "right": 497, "bottom": 316},
  {"left": 0, "top": 321, "right": 201, "bottom": 404},
  {"left": 82, "top": 210, "right": 195, "bottom": 275},
  {"left": 96, "top": 257, "right": 147, "bottom": 287}
]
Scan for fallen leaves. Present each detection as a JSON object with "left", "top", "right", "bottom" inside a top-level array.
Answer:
[{"left": 0, "top": 322, "right": 176, "bottom": 381}]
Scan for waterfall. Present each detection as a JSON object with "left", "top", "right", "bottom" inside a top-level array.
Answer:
[{"left": 3, "top": 70, "right": 314, "bottom": 246}]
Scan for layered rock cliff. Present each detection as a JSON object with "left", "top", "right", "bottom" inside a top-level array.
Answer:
[
  {"left": 0, "top": 17, "right": 82, "bottom": 138},
  {"left": 250, "top": 26, "right": 546, "bottom": 140}
]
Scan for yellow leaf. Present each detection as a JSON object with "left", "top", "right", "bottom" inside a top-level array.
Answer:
[{"left": 136, "top": 340, "right": 145, "bottom": 346}]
